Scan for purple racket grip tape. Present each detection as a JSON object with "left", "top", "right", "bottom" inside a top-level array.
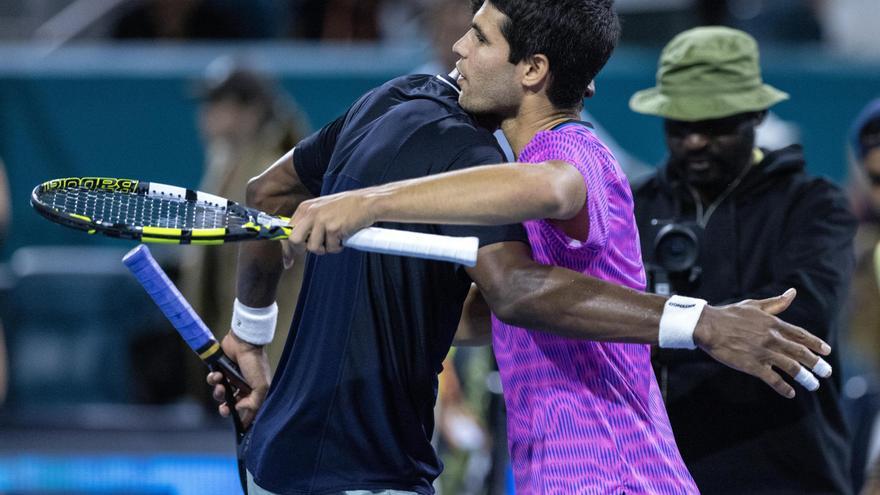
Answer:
[{"left": 123, "top": 244, "right": 214, "bottom": 352}]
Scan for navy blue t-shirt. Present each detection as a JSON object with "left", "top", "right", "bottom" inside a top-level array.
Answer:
[{"left": 245, "top": 74, "right": 527, "bottom": 494}]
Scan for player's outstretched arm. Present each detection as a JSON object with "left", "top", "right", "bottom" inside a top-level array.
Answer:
[
  {"left": 467, "top": 242, "right": 832, "bottom": 399},
  {"left": 209, "top": 149, "right": 315, "bottom": 427},
  {"left": 286, "top": 160, "right": 585, "bottom": 254}
]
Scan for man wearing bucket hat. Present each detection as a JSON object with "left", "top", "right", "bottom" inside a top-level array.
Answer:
[{"left": 631, "top": 26, "right": 856, "bottom": 494}]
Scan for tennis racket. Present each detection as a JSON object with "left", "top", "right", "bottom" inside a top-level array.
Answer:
[
  {"left": 31, "top": 177, "right": 480, "bottom": 266},
  {"left": 123, "top": 244, "right": 249, "bottom": 493}
]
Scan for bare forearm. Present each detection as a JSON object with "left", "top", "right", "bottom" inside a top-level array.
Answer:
[
  {"left": 485, "top": 263, "right": 665, "bottom": 343},
  {"left": 469, "top": 243, "right": 835, "bottom": 399},
  {"left": 236, "top": 150, "right": 312, "bottom": 307},
  {"left": 236, "top": 242, "right": 285, "bottom": 307},
  {"left": 367, "top": 161, "right": 584, "bottom": 224}
]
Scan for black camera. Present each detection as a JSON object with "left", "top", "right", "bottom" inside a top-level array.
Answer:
[{"left": 644, "top": 219, "right": 702, "bottom": 296}]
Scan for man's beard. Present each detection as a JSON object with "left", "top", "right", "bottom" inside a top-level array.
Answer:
[{"left": 670, "top": 151, "right": 750, "bottom": 197}]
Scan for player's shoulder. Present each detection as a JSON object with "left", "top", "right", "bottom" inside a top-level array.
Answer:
[
  {"left": 390, "top": 84, "right": 496, "bottom": 145},
  {"left": 525, "top": 126, "right": 617, "bottom": 170},
  {"left": 360, "top": 74, "right": 500, "bottom": 157}
]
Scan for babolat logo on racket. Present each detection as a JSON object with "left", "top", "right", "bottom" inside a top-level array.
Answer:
[{"left": 42, "top": 177, "right": 139, "bottom": 193}]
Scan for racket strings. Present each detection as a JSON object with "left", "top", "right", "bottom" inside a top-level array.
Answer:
[{"left": 43, "top": 187, "right": 243, "bottom": 230}]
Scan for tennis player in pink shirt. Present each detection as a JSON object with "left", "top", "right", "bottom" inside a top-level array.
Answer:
[{"left": 489, "top": 120, "right": 695, "bottom": 493}]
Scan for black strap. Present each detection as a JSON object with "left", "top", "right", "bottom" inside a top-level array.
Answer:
[{"left": 551, "top": 119, "right": 594, "bottom": 131}]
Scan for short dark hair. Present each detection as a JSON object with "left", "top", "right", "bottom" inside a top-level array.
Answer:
[{"left": 485, "top": 0, "right": 620, "bottom": 109}]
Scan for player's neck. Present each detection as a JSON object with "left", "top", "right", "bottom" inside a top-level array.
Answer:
[{"left": 501, "top": 98, "right": 579, "bottom": 159}]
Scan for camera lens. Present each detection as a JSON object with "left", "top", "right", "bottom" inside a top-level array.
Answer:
[{"left": 654, "top": 224, "right": 699, "bottom": 273}]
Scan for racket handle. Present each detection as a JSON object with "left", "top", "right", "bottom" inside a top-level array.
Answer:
[
  {"left": 206, "top": 353, "right": 253, "bottom": 396},
  {"left": 123, "top": 245, "right": 214, "bottom": 352},
  {"left": 122, "top": 245, "right": 252, "bottom": 394},
  {"left": 344, "top": 227, "right": 479, "bottom": 266}
]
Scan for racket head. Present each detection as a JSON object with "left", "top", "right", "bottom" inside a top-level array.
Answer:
[{"left": 30, "top": 177, "right": 292, "bottom": 244}]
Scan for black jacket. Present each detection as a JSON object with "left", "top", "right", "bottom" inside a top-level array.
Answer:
[{"left": 633, "top": 145, "right": 857, "bottom": 494}]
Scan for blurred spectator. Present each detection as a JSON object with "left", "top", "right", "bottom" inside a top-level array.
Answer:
[
  {"left": 844, "top": 98, "right": 880, "bottom": 494},
  {"left": 414, "top": 0, "right": 473, "bottom": 75},
  {"left": 288, "top": 0, "right": 381, "bottom": 40},
  {"left": 846, "top": 98, "right": 880, "bottom": 368},
  {"left": 435, "top": 349, "right": 491, "bottom": 495},
  {"left": 288, "top": 0, "right": 426, "bottom": 41},
  {"left": 179, "top": 61, "right": 309, "bottom": 378},
  {"left": 0, "top": 158, "right": 8, "bottom": 406},
  {"left": 112, "top": 0, "right": 273, "bottom": 40},
  {"left": 631, "top": 27, "right": 856, "bottom": 494}
]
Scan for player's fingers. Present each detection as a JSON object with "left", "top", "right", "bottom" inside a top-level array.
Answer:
[
  {"left": 307, "top": 222, "right": 327, "bottom": 255},
  {"left": 794, "top": 366, "right": 820, "bottom": 391},
  {"left": 234, "top": 402, "right": 256, "bottom": 428},
  {"left": 775, "top": 319, "right": 832, "bottom": 356},
  {"left": 754, "top": 288, "right": 796, "bottom": 314},
  {"left": 289, "top": 215, "right": 313, "bottom": 246},
  {"left": 325, "top": 231, "right": 344, "bottom": 254},
  {"left": 280, "top": 240, "right": 294, "bottom": 269},
  {"left": 289, "top": 204, "right": 304, "bottom": 226},
  {"left": 233, "top": 396, "right": 261, "bottom": 427},
  {"left": 212, "top": 384, "right": 226, "bottom": 403},
  {"left": 206, "top": 371, "right": 224, "bottom": 386},
  {"left": 755, "top": 366, "right": 796, "bottom": 398},
  {"left": 770, "top": 353, "right": 820, "bottom": 392},
  {"left": 218, "top": 402, "right": 231, "bottom": 418},
  {"left": 767, "top": 332, "right": 832, "bottom": 378}
]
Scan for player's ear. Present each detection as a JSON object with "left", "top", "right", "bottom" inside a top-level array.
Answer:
[{"left": 521, "top": 54, "right": 550, "bottom": 93}]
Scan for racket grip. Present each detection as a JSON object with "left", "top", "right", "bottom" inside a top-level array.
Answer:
[
  {"left": 207, "top": 353, "right": 252, "bottom": 396},
  {"left": 343, "top": 227, "right": 479, "bottom": 266},
  {"left": 123, "top": 245, "right": 252, "bottom": 395},
  {"left": 123, "top": 245, "right": 214, "bottom": 352}
]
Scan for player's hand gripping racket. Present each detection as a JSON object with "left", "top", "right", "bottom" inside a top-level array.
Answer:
[
  {"left": 31, "top": 177, "right": 479, "bottom": 266},
  {"left": 122, "top": 244, "right": 249, "bottom": 494}
]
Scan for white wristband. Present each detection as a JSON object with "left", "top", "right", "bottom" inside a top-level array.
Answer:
[
  {"left": 658, "top": 295, "right": 707, "bottom": 349},
  {"left": 231, "top": 298, "right": 278, "bottom": 346}
]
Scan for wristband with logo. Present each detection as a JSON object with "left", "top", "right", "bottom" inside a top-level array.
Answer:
[
  {"left": 231, "top": 298, "right": 278, "bottom": 346},
  {"left": 658, "top": 295, "right": 707, "bottom": 349}
]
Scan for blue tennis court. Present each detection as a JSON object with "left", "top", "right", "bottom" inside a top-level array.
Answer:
[{"left": 0, "top": 454, "right": 241, "bottom": 495}]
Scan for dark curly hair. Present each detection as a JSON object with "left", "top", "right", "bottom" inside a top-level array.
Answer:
[{"left": 475, "top": 0, "right": 620, "bottom": 109}]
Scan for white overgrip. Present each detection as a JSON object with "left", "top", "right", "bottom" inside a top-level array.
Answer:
[{"left": 343, "top": 227, "right": 479, "bottom": 266}]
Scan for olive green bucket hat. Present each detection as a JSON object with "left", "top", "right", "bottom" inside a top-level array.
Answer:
[{"left": 629, "top": 26, "right": 789, "bottom": 121}]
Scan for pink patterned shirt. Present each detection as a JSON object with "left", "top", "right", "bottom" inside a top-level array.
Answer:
[{"left": 491, "top": 124, "right": 697, "bottom": 494}]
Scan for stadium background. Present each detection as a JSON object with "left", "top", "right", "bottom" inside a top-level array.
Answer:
[{"left": 0, "top": 1, "right": 879, "bottom": 494}]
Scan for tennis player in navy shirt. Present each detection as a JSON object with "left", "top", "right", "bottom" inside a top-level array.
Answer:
[{"left": 228, "top": 73, "right": 527, "bottom": 494}]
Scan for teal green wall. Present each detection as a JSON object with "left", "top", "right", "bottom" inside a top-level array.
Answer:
[{"left": 2, "top": 44, "right": 879, "bottom": 259}]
